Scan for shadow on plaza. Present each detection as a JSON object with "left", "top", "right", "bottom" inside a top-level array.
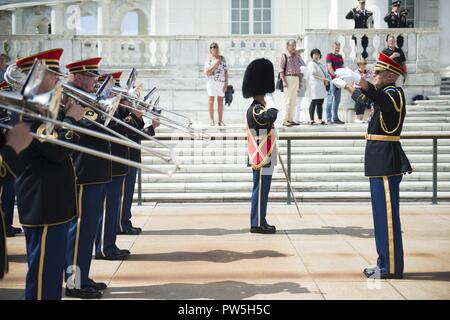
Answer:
[
  {"left": 127, "top": 250, "right": 288, "bottom": 263},
  {"left": 102, "top": 281, "right": 312, "bottom": 300},
  {"left": 141, "top": 226, "right": 374, "bottom": 238}
]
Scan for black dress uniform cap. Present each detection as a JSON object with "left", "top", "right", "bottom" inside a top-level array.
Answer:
[
  {"left": 392, "top": 1, "right": 401, "bottom": 6},
  {"left": 242, "top": 58, "right": 275, "bottom": 99}
]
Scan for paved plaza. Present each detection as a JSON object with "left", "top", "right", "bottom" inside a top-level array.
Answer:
[{"left": 0, "top": 203, "right": 449, "bottom": 300}]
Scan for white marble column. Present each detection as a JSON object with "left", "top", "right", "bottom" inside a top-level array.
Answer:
[
  {"left": 50, "top": 4, "right": 65, "bottom": 34},
  {"left": 97, "top": 0, "right": 111, "bottom": 35},
  {"left": 439, "top": 0, "right": 450, "bottom": 70},
  {"left": 11, "top": 8, "right": 23, "bottom": 34}
]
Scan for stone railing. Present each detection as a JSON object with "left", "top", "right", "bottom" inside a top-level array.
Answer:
[
  {"left": 0, "top": 29, "right": 440, "bottom": 74},
  {"left": 302, "top": 28, "right": 440, "bottom": 74}
]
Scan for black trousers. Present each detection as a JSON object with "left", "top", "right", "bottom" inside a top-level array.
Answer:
[{"left": 309, "top": 99, "right": 324, "bottom": 121}]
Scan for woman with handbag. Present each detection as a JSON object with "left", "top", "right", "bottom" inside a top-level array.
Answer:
[
  {"left": 204, "top": 42, "right": 228, "bottom": 126},
  {"left": 307, "top": 49, "right": 329, "bottom": 125}
]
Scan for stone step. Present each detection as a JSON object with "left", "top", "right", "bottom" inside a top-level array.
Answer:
[
  {"left": 142, "top": 154, "right": 450, "bottom": 165},
  {"left": 143, "top": 145, "right": 450, "bottom": 156},
  {"left": 141, "top": 163, "right": 450, "bottom": 173},
  {"left": 137, "top": 181, "right": 450, "bottom": 193},
  {"left": 404, "top": 117, "right": 450, "bottom": 123},
  {"left": 134, "top": 191, "right": 450, "bottom": 203},
  {"left": 404, "top": 111, "right": 450, "bottom": 117},
  {"left": 428, "top": 95, "right": 450, "bottom": 100},
  {"left": 141, "top": 172, "right": 450, "bottom": 183},
  {"left": 144, "top": 139, "right": 450, "bottom": 147},
  {"left": 413, "top": 100, "right": 450, "bottom": 106},
  {"left": 153, "top": 124, "right": 450, "bottom": 135}
]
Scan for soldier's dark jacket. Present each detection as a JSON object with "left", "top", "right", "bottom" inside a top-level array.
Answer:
[
  {"left": 246, "top": 100, "right": 278, "bottom": 168},
  {"left": 66, "top": 82, "right": 112, "bottom": 185},
  {"left": 108, "top": 106, "right": 130, "bottom": 176},
  {"left": 15, "top": 117, "right": 80, "bottom": 226},
  {"left": 346, "top": 8, "right": 373, "bottom": 29},
  {"left": 0, "top": 132, "right": 24, "bottom": 280},
  {"left": 384, "top": 12, "right": 408, "bottom": 28},
  {"left": 125, "top": 112, "right": 155, "bottom": 163},
  {"left": 357, "top": 82, "right": 412, "bottom": 177}
]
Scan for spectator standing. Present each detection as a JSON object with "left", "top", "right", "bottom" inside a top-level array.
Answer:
[
  {"left": 279, "top": 39, "right": 304, "bottom": 127},
  {"left": 325, "top": 41, "right": 345, "bottom": 124},
  {"left": 307, "top": 49, "right": 329, "bottom": 125},
  {"left": 0, "top": 54, "right": 9, "bottom": 82},
  {"left": 204, "top": 42, "right": 228, "bottom": 126},
  {"left": 382, "top": 35, "right": 407, "bottom": 82},
  {"left": 353, "top": 56, "right": 373, "bottom": 123}
]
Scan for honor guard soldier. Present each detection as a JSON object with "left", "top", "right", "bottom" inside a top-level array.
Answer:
[
  {"left": 118, "top": 98, "right": 159, "bottom": 236},
  {"left": 94, "top": 72, "right": 131, "bottom": 261},
  {"left": 243, "top": 58, "right": 279, "bottom": 234},
  {"left": 333, "top": 52, "right": 412, "bottom": 280},
  {"left": 384, "top": 1, "right": 408, "bottom": 28},
  {"left": 64, "top": 57, "right": 111, "bottom": 299},
  {"left": 14, "top": 49, "right": 84, "bottom": 299},
  {"left": 0, "top": 81, "right": 21, "bottom": 238},
  {"left": 346, "top": 0, "right": 374, "bottom": 29},
  {"left": 0, "top": 123, "right": 31, "bottom": 280}
]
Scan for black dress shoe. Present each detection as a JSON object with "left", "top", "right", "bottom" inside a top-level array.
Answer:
[
  {"left": 250, "top": 225, "right": 277, "bottom": 234},
  {"left": 262, "top": 224, "right": 276, "bottom": 232},
  {"left": 87, "top": 278, "right": 107, "bottom": 291},
  {"left": 95, "top": 250, "right": 129, "bottom": 261},
  {"left": 118, "top": 249, "right": 131, "bottom": 255},
  {"left": 6, "top": 226, "right": 22, "bottom": 237},
  {"left": 65, "top": 286, "right": 102, "bottom": 299},
  {"left": 117, "top": 226, "right": 142, "bottom": 235},
  {"left": 332, "top": 119, "right": 345, "bottom": 125},
  {"left": 288, "top": 121, "right": 300, "bottom": 126}
]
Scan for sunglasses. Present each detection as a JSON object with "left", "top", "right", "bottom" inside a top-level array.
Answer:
[{"left": 210, "top": 45, "right": 218, "bottom": 49}]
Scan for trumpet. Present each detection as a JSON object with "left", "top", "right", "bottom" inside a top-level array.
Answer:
[{"left": 2, "top": 60, "right": 178, "bottom": 176}]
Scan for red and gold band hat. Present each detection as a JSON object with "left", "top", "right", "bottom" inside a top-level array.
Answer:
[
  {"left": 0, "top": 81, "right": 11, "bottom": 91},
  {"left": 99, "top": 71, "right": 122, "bottom": 86},
  {"left": 374, "top": 52, "right": 406, "bottom": 77},
  {"left": 16, "top": 48, "right": 64, "bottom": 75},
  {"left": 66, "top": 57, "right": 102, "bottom": 76}
]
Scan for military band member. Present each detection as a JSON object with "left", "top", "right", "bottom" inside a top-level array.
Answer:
[
  {"left": 118, "top": 108, "right": 159, "bottom": 236},
  {"left": 94, "top": 72, "right": 131, "bottom": 261},
  {"left": 384, "top": 1, "right": 408, "bottom": 28},
  {"left": 64, "top": 57, "right": 111, "bottom": 299},
  {"left": 0, "top": 123, "right": 31, "bottom": 280},
  {"left": 0, "top": 82, "right": 21, "bottom": 238},
  {"left": 333, "top": 52, "right": 412, "bottom": 279},
  {"left": 13, "top": 49, "right": 84, "bottom": 299},
  {"left": 243, "top": 58, "right": 279, "bottom": 234}
]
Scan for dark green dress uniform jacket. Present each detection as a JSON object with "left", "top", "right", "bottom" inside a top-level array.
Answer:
[{"left": 359, "top": 83, "right": 412, "bottom": 177}]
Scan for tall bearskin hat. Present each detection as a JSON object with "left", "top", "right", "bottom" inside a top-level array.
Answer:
[{"left": 242, "top": 58, "right": 275, "bottom": 99}]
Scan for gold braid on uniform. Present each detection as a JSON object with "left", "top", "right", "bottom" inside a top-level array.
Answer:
[
  {"left": 380, "top": 86, "right": 403, "bottom": 134},
  {"left": 252, "top": 105, "right": 268, "bottom": 126}
]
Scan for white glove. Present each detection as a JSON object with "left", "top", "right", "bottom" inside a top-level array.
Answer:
[
  {"left": 335, "top": 67, "right": 361, "bottom": 83},
  {"left": 265, "top": 93, "right": 279, "bottom": 111},
  {"left": 332, "top": 78, "right": 348, "bottom": 89}
]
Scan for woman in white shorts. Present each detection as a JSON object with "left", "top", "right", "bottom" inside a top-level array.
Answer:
[{"left": 204, "top": 42, "right": 228, "bottom": 126}]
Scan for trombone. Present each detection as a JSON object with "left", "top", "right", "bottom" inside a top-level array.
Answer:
[
  {"left": 5, "top": 61, "right": 178, "bottom": 165},
  {"left": 2, "top": 60, "right": 178, "bottom": 176}
]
